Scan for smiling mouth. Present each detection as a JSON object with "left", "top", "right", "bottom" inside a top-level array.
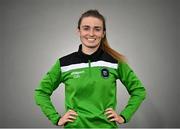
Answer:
[{"left": 86, "top": 38, "right": 96, "bottom": 42}]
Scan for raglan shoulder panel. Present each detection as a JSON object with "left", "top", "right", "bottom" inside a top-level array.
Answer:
[
  {"left": 100, "top": 51, "right": 118, "bottom": 64},
  {"left": 59, "top": 52, "right": 81, "bottom": 67}
]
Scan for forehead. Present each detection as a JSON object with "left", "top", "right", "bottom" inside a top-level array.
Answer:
[{"left": 80, "top": 16, "right": 103, "bottom": 27}]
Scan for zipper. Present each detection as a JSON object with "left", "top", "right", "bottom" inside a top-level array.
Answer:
[{"left": 88, "top": 60, "right": 91, "bottom": 76}]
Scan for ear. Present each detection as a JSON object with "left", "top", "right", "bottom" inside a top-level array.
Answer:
[
  {"left": 76, "top": 28, "right": 80, "bottom": 36},
  {"left": 102, "top": 31, "right": 106, "bottom": 38}
]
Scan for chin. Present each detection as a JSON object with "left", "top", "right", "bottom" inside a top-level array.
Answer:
[
  {"left": 86, "top": 45, "right": 99, "bottom": 49},
  {"left": 84, "top": 42, "right": 100, "bottom": 48}
]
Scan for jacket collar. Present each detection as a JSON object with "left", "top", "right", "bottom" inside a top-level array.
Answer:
[{"left": 77, "top": 44, "right": 103, "bottom": 62}]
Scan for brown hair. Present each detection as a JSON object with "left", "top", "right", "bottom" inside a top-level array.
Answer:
[{"left": 78, "top": 9, "right": 127, "bottom": 62}]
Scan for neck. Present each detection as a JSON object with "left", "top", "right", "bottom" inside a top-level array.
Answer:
[{"left": 82, "top": 44, "right": 100, "bottom": 55}]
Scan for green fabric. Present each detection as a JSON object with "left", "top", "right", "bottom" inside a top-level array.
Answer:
[
  {"left": 34, "top": 59, "right": 146, "bottom": 127},
  {"left": 34, "top": 60, "right": 61, "bottom": 125},
  {"left": 117, "top": 62, "right": 146, "bottom": 122}
]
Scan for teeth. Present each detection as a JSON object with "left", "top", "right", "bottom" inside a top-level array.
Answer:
[{"left": 87, "top": 38, "right": 96, "bottom": 41}]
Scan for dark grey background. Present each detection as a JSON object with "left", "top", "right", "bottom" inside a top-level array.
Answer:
[{"left": 1, "top": 0, "right": 180, "bottom": 128}]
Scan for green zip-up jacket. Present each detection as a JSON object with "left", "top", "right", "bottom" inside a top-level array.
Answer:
[{"left": 34, "top": 45, "right": 146, "bottom": 128}]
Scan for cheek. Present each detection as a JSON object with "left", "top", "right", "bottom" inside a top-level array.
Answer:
[
  {"left": 96, "top": 32, "right": 104, "bottom": 38},
  {"left": 80, "top": 32, "right": 88, "bottom": 37},
  {"left": 97, "top": 34, "right": 104, "bottom": 39}
]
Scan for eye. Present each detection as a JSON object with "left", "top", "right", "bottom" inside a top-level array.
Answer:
[
  {"left": 94, "top": 27, "right": 102, "bottom": 32},
  {"left": 95, "top": 28, "right": 101, "bottom": 32},
  {"left": 81, "top": 26, "right": 90, "bottom": 31},
  {"left": 83, "top": 27, "right": 89, "bottom": 31}
]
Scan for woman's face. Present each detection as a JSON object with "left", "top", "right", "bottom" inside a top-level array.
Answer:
[{"left": 78, "top": 16, "right": 105, "bottom": 49}]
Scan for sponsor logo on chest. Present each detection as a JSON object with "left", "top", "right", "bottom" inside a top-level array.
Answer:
[{"left": 71, "top": 71, "right": 85, "bottom": 78}]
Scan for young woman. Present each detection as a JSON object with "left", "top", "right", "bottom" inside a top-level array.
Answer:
[{"left": 34, "top": 10, "right": 146, "bottom": 128}]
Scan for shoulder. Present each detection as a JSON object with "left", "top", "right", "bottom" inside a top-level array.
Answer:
[
  {"left": 58, "top": 52, "right": 81, "bottom": 67},
  {"left": 101, "top": 51, "right": 118, "bottom": 64}
]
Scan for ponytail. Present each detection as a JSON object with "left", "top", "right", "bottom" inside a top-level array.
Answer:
[{"left": 101, "top": 35, "right": 127, "bottom": 63}]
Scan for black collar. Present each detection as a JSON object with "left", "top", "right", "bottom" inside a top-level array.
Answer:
[{"left": 77, "top": 44, "right": 103, "bottom": 62}]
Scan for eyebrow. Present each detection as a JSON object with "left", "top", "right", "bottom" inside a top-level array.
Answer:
[{"left": 81, "top": 25, "right": 102, "bottom": 29}]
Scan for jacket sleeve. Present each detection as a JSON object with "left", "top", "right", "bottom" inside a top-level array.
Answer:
[
  {"left": 34, "top": 59, "right": 62, "bottom": 125},
  {"left": 117, "top": 62, "right": 146, "bottom": 123}
]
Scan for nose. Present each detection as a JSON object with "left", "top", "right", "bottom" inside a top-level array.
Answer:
[{"left": 89, "top": 29, "right": 94, "bottom": 36}]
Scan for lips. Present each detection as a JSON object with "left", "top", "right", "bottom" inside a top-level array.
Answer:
[{"left": 86, "top": 38, "right": 96, "bottom": 42}]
